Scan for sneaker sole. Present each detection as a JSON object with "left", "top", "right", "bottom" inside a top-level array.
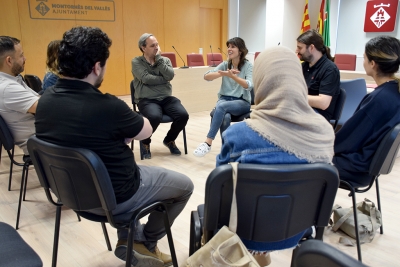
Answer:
[{"left": 115, "top": 246, "right": 164, "bottom": 267}]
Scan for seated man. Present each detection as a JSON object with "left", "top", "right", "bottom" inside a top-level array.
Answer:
[
  {"left": 0, "top": 36, "right": 39, "bottom": 157},
  {"left": 296, "top": 29, "right": 340, "bottom": 121},
  {"left": 131, "top": 33, "right": 189, "bottom": 159},
  {"left": 35, "top": 26, "right": 194, "bottom": 267}
]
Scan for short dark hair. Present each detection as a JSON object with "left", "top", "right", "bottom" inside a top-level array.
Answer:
[
  {"left": 226, "top": 37, "right": 248, "bottom": 71},
  {"left": 297, "top": 29, "right": 333, "bottom": 61},
  {"left": 58, "top": 27, "right": 112, "bottom": 79},
  {"left": 0, "top": 36, "right": 20, "bottom": 60}
]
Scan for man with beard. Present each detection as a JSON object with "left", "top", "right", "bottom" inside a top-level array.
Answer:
[
  {"left": 0, "top": 36, "right": 39, "bottom": 156},
  {"left": 35, "top": 26, "right": 193, "bottom": 267},
  {"left": 131, "top": 33, "right": 189, "bottom": 159},
  {"left": 296, "top": 30, "right": 340, "bottom": 121}
]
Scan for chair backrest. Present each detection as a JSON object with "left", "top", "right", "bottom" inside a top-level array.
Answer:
[
  {"left": 206, "top": 53, "right": 223, "bottom": 66},
  {"left": 130, "top": 80, "right": 136, "bottom": 110},
  {"left": 202, "top": 163, "right": 339, "bottom": 243},
  {"left": 27, "top": 136, "right": 117, "bottom": 214},
  {"left": 292, "top": 239, "right": 368, "bottom": 267},
  {"left": 338, "top": 78, "right": 367, "bottom": 126},
  {"left": 334, "top": 54, "right": 357, "bottom": 71},
  {"left": 254, "top": 52, "right": 261, "bottom": 61},
  {"left": 161, "top": 52, "right": 177, "bottom": 67},
  {"left": 369, "top": 123, "right": 400, "bottom": 176},
  {"left": 331, "top": 88, "right": 346, "bottom": 129},
  {"left": 187, "top": 53, "right": 205, "bottom": 67},
  {"left": 0, "top": 115, "right": 15, "bottom": 151},
  {"left": 24, "top": 75, "right": 43, "bottom": 93},
  {"left": 0, "top": 222, "right": 43, "bottom": 267}
]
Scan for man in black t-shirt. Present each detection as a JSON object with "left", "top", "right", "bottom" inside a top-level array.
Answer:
[
  {"left": 35, "top": 26, "right": 193, "bottom": 267},
  {"left": 296, "top": 30, "right": 340, "bottom": 121}
]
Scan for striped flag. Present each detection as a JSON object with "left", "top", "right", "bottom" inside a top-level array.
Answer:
[
  {"left": 316, "top": 0, "right": 325, "bottom": 35},
  {"left": 322, "top": 0, "right": 331, "bottom": 46},
  {"left": 300, "top": 0, "right": 311, "bottom": 33}
]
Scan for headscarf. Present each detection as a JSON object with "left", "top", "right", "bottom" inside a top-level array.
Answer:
[{"left": 245, "top": 46, "right": 334, "bottom": 163}]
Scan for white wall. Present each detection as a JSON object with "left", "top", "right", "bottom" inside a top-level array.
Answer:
[
  {"left": 336, "top": 0, "right": 400, "bottom": 71},
  {"left": 228, "top": 0, "right": 341, "bottom": 55}
]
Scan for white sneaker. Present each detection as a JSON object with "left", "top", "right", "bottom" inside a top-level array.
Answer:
[{"left": 193, "top": 143, "right": 211, "bottom": 157}]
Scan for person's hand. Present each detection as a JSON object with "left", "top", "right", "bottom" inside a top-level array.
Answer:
[
  {"left": 218, "top": 69, "right": 239, "bottom": 78},
  {"left": 156, "top": 47, "right": 162, "bottom": 55}
]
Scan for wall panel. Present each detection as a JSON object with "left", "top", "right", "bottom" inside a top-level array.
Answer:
[
  {"left": 0, "top": 0, "right": 22, "bottom": 39},
  {"left": 200, "top": 8, "right": 222, "bottom": 64},
  {"left": 1, "top": 0, "right": 228, "bottom": 96},
  {"left": 164, "top": 0, "right": 200, "bottom": 67}
]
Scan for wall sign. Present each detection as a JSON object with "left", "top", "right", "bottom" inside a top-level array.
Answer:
[
  {"left": 28, "top": 0, "right": 115, "bottom": 21},
  {"left": 364, "top": 0, "right": 399, "bottom": 32}
]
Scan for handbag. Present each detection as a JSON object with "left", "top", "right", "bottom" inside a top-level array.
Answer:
[
  {"left": 186, "top": 162, "right": 260, "bottom": 267},
  {"left": 331, "top": 198, "right": 382, "bottom": 245}
]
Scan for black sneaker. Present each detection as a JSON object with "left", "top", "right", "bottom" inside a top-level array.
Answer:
[
  {"left": 141, "top": 144, "right": 151, "bottom": 159},
  {"left": 163, "top": 140, "right": 181, "bottom": 155}
]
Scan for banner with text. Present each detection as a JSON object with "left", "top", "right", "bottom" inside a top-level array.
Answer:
[{"left": 28, "top": 0, "right": 115, "bottom": 21}]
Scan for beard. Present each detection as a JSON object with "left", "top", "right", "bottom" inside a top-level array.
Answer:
[
  {"left": 94, "top": 77, "right": 104, "bottom": 88},
  {"left": 11, "top": 62, "right": 24, "bottom": 76},
  {"left": 299, "top": 53, "right": 312, "bottom": 63}
]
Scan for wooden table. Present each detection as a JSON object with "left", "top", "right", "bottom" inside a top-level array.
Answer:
[{"left": 170, "top": 66, "right": 220, "bottom": 113}]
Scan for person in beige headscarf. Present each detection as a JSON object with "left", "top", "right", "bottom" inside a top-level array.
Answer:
[{"left": 216, "top": 45, "right": 335, "bottom": 265}]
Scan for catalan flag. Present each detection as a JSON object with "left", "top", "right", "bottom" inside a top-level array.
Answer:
[
  {"left": 323, "top": 0, "right": 331, "bottom": 46},
  {"left": 317, "top": 0, "right": 325, "bottom": 35},
  {"left": 300, "top": 0, "right": 311, "bottom": 33}
]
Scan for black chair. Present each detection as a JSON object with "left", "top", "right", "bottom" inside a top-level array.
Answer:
[
  {"left": 338, "top": 123, "right": 400, "bottom": 262},
  {"left": 24, "top": 74, "right": 43, "bottom": 93},
  {"left": 0, "top": 222, "right": 43, "bottom": 267},
  {"left": 27, "top": 136, "right": 178, "bottom": 267},
  {"left": 210, "top": 89, "right": 255, "bottom": 135},
  {"left": 0, "top": 115, "right": 32, "bottom": 230},
  {"left": 189, "top": 163, "right": 339, "bottom": 262},
  {"left": 330, "top": 88, "right": 346, "bottom": 130},
  {"left": 338, "top": 79, "right": 367, "bottom": 128},
  {"left": 130, "top": 80, "right": 188, "bottom": 159},
  {"left": 292, "top": 239, "right": 368, "bottom": 267}
]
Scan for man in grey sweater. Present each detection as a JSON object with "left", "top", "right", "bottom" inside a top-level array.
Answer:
[{"left": 131, "top": 33, "right": 188, "bottom": 159}]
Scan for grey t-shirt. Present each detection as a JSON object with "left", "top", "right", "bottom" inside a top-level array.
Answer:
[{"left": 0, "top": 72, "right": 39, "bottom": 154}]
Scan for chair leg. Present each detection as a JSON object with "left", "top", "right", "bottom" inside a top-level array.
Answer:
[
  {"left": 101, "top": 222, "right": 112, "bottom": 251},
  {"left": 125, "top": 220, "right": 138, "bottom": 267},
  {"left": 22, "top": 167, "right": 29, "bottom": 201},
  {"left": 139, "top": 141, "right": 144, "bottom": 160},
  {"left": 52, "top": 205, "right": 62, "bottom": 267},
  {"left": 130, "top": 140, "right": 134, "bottom": 151},
  {"left": 189, "top": 211, "right": 201, "bottom": 256},
  {"left": 349, "top": 188, "right": 362, "bottom": 262},
  {"left": 183, "top": 127, "right": 188, "bottom": 155},
  {"left": 375, "top": 177, "right": 383, "bottom": 234},
  {"left": 77, "top": 213, "right": 81, "bottom": 221},
  {"left": 15, "top": 165, "right": 27, "bottom": 230},
  {"left": 315, "top": 226, "right": 324, "bottom": 240},
  {"left": 161, "top": 207, "right": 178, "bottom": 267},
  {"left": 8, "top": 147, "right": 15, "bottom": 191}
]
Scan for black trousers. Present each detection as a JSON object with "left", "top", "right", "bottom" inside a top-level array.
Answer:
[{"left": 138, "top": 96, "right": 188, "bottom": 145}]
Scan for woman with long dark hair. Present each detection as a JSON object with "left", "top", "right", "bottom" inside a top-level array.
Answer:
[{"left": 194, "top": 37, "right": 253, "bottom": 157}]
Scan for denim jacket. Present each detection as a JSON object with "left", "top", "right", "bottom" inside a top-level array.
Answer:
[{"left": 216, "top": 122, "right": 308, "bottom": 166}]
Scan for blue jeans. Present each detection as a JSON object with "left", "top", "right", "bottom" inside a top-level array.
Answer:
[{"left": 208, "top": 96, "right": 251, "bottom": 139}]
